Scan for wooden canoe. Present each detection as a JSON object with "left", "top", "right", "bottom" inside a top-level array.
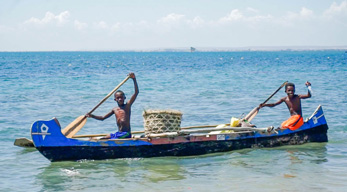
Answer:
[{"left": 30, "top": 105, "right": 328, "bottom": 162}]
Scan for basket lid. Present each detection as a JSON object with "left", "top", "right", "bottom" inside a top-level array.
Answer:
[{"left": 143, "top": 109, "right": 182, "bottom": 116}]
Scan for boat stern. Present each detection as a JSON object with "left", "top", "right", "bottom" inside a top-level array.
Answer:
[{"left": 31, "top": 117, "right": 69, "bottom": 147}]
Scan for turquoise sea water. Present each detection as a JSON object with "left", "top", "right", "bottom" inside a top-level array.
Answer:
[{"left": 1, "top": 51, "right": 346, "bottom": 191}]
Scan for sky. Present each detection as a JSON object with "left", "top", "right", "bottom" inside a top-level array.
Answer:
[{"left": 0, "top": 0, "right": 347, "bottom": 51}]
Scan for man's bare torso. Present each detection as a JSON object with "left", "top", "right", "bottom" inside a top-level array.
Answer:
[
  {"left": 113, "top": 104, "right": 131, "bottom": 132},
  {"left": 284, "top": 95, "right": 302, "bottom": 116}
]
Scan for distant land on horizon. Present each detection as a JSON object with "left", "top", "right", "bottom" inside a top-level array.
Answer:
[
  {"left": 1, "top": 46, "right": 347, "bottom": 52},
  {"left": 150, "top": 46, "right": 347, "bottom": 52}
]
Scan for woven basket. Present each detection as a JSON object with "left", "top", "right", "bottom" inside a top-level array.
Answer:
[{"left": 143, "top": 109, "right": 182, "bottom": 134}]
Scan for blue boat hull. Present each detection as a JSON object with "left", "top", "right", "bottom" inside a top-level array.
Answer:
[{"left": 32, "top": 105, "right": 328, "bottom": 162}]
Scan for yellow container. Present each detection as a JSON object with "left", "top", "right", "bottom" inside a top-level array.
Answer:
[{"left": 230, "top": 117, "right": 240, "bottom": 127}]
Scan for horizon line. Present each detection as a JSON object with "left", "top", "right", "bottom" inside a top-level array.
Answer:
[{"left": 1, "top": 46, "right": 347, "bottom": 52}]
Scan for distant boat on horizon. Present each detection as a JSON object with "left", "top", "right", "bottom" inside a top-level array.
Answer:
[{"left": 190, "top": 47, "right": 196, "bottom": 52}]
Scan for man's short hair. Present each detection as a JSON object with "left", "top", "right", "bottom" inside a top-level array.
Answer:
[
  {"left": 115, "top": 90, "right": 125, "bottom": 97},
  {"left": 285, "top": 82, "right": 295, "bottom": 91}
]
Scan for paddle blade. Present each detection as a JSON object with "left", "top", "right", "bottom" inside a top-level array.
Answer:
[
  {"left": 247, "top": 108, "right": 259, "bottom": 122},
  {"left": 244, "top": 107, "right": 259, "bottom": 122},
  {"left": 61, "top": 115, "right": 87, "bottom": 138},
  {"left": 14, "top": 137, "right": 34, "bottom": 148}
]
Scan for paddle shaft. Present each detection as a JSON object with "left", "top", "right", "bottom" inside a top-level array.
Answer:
[
  {"left": 88, "top": 76, "right": 131, "bottom": 114},
  {"left": 62, "top": 76, "right": 131, "bottom": 137},
  {"left": 244, "top": 81, "right": 288, "bottom": 121},
  {"left": 261, "top": 81, "right": 288, "bottom": 105}
]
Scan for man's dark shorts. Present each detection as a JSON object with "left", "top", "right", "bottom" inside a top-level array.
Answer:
[{"left": 110, "top": 131, "right": 131, "bottom": 139}]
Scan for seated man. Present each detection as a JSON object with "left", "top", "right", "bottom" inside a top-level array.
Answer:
[
  {"left": 259, "top": 81, "right": 312, "bottom": 130},
  {"left": 87, "top": 73, "right": 139, "bottom": 139}
]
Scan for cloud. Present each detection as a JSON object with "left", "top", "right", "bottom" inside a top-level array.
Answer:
[
  {"left": 24, "top": 11, "right": 70, "bottom": 26},
  {"left": 157, "top": 13, "right": 185, "bottom": 24},
  {"left": 154, "top": 13, "right": 187, "bottom": 33},
  {"left": 55, "top": 11, "right": 70, "bottom": 24},
  {"left": 0, "top": 25, "right": 14, "bottom": 33},
  {"left": 94, "top": 21, "right": 109, "bottom": 29},
  {"left": 186, "top": 16, "right": 205, "bottom": 28},
  {"left": 284, "top": 7, "right": 314, "bottom": 21},
  {"left": 219, "top": 9, "right": 244, "bottom": 23},
  {"left": 300, "top": 7, "right": 314, "bottom": 17},
  {"left": 217, "top": 8, "right": 274, "bottom": 24},
  {"left": 74, "top": 20, "right": 87, "bottom": 30},
  {"left": 247, "top": 14, "right": 273, "bottom": 22},
  {"left": 4, "top": 2, "right": 345, "bottom": 51},
  {"left": 18, "top": 2, "right": 343, "bottom": 34},
  {"left": 111, "top": 23, "right": 121, "bottom": 32},
  {"left": 324, "top": 1, "right": 347, "bottom": 17},
  {"left": 246, "top": 7, "right": 259, "bottom": 14}
]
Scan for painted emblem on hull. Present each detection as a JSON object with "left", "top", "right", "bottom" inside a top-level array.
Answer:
[
  {"left": 313, "top": 113, "right": 324, "bottom": 125},
  {"left": 40, "top": 123, "right": 49, "bottom": 140}
]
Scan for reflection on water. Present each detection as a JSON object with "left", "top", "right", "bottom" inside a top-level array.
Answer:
[
  {"left": 36, "top": 157, "right": 186, "bottom": 191},
  {"left": 283, "top": 143, "right": 328, "bottom": 165},
  {"left": 223, "top": 142, "right": 327, "bottom": 166},
  {"left": 131, "top": 158, "right": 186, "bottom": 183},
  {"left": 36, "top": 143, "right": 329, "bottom": 191},
  {"left": 15, "top": 147, "right": 37, "bottom": 155}
]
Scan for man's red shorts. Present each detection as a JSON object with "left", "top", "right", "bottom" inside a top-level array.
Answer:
[{"left": 281, "top": 115, "right": 304, "bottom": 130}]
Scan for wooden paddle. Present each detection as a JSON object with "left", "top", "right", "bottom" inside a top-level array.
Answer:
[
  {"left": 243, "top": 81, "right": 288, "bottom": 122},
  {"left": 61, "top": 76, "right": 131, "bottom": 138}
]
